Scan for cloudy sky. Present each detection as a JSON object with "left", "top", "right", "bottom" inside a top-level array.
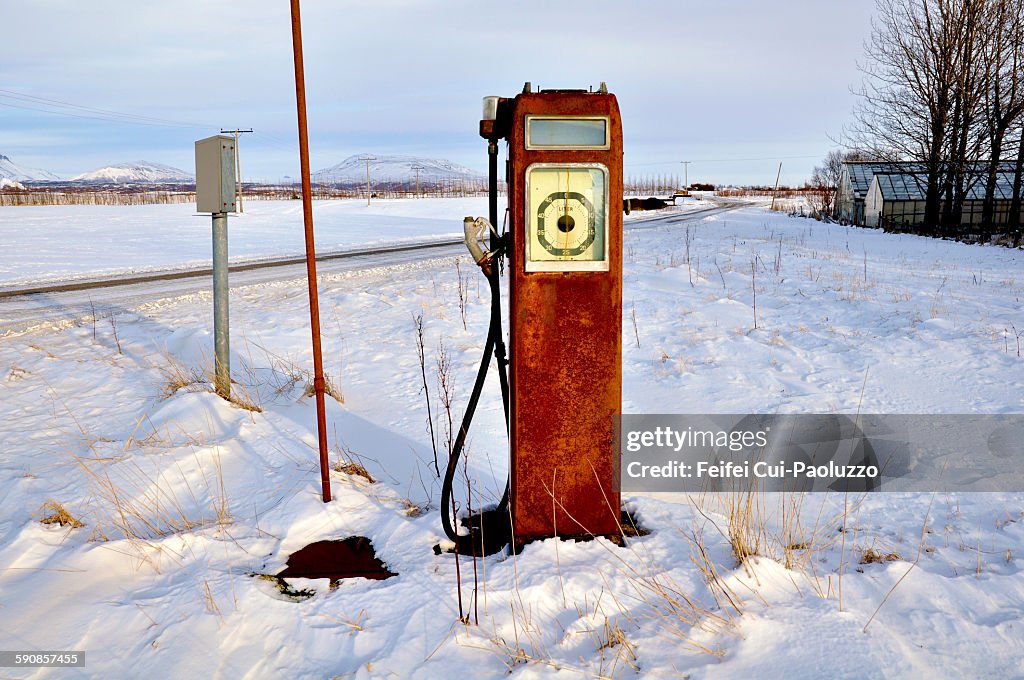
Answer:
[{"left": 2, "top": 1, "right": 875, "bottom": 185}]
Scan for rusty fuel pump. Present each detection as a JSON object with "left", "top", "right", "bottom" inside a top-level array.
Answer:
[{"left": 441, "top": 83, "right": 623, "bottom": 555}]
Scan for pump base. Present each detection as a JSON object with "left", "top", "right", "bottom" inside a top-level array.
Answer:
[
  {"left": 510, "top": 509, "right": 648, "bottom": 553},
  {"left": 432, "top": 506, "right": 512, "bottom": 557}
]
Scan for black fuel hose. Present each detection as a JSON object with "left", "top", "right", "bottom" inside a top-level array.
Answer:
[
  {"left": 439, "top": 135, "right": 512, "bottom": 556},
  {"left": 439, "top": 244, "right": 511, "bottom": 556}
]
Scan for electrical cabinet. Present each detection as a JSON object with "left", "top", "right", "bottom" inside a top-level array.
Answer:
[{"left": 195, "top": 135, "right": 237, "bottom": 213}]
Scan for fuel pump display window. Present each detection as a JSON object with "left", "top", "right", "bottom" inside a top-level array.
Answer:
[
  {"left": 526, "top": 116, "right": 610, "bottom": 150},
  {"left": 525, "top": 164, "right": 609, "bottom": 272}
]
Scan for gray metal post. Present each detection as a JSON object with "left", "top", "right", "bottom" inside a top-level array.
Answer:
[{"left": 212, "top": 212, "right": 230, "bottom": 398}]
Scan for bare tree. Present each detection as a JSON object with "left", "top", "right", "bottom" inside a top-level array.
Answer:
[
  {"left": 851, "top": 0, "right": 990, "bottom": 231},
  {"left": 945, "top": 0, "right": 996, "bottom": 231},
  {"left": 1009, "top": 125, "right": 1024, "bottom": 243},
  {"left": 980, "top": 0, "right": 1024, "bottom": 229}
]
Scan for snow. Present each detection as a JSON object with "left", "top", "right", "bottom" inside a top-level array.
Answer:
[
  {"left": 0, "top": 153, "right": 62, "bottom": 182},
  {"left": 71, "top": 161, "right": 194, "bottom": 183},
  {"left": 0, "top": 198, "right": 1022, "bottom": 678},
  {"left": 0, "top": 177, "right": 25, "bottom": 190},
  {"left": 0, "top": 198, "right": 488, "bottom": 287}
]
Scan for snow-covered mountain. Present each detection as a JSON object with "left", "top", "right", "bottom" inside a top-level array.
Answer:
[
  {"left": 0, "top": 154, "right": 63, "bottom": 182},
  {"left": 72, "top": 161, "right": 194, "bottom": 184},
  {"left": 312, "top": 154, "right": 483, "bottom": 184}
]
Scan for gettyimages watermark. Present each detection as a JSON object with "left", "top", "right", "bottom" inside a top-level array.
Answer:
[{"left": 615, "top": 414, "right": 1024, "bottom": 493}]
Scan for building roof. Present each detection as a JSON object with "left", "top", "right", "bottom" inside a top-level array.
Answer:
[
  {"left": 871, "top": 170, "right": 1021, "bottom": 202},
  {"left": 870, "top": 172, "right": 928, "bottom": 200},
  {"left": 845, "top": 161, "right": 1018, "bottom": 198},
  {"left": 846, "top": 162, "right": 926, "bottom": 197}
]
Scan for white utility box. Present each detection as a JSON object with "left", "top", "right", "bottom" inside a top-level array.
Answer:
[{"left": 195, "top": 135, "right": 237, "bottom": 213}]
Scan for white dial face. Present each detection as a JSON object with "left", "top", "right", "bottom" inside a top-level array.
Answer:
[{"left": 526, "top": 165, "right": 608, "bottom": 272}]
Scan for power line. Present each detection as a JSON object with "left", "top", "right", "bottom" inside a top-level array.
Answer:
[
  {"left": 0, "top": 99, "right": 134, "bottom": 125},
  {"left": 251, "top": 130, "right": 298, "bottom": 152},
  {"left": 0, "top": 88, "right": 212, "bottom": 129},
  {"left": 0, "top": 88, "right": 209, "bottom": 127}
]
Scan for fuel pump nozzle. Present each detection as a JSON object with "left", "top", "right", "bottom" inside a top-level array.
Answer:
[{"left": 463, "top": 216, "right": 499, "bottom": 276}]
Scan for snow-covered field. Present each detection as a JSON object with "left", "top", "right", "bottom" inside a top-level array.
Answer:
[
  {"left": 0, "top": 198, "right": 486, "bottom": 287},
  {"left": 0, "top": 198, "right": 714, "bottom": 288},
  {"left": 1, "top": 198, "right": 1022, "bottom": 678}
]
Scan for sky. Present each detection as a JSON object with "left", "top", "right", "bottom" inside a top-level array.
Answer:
[{"left": 1, "top": 1, "right": 876, "bottom": 186}]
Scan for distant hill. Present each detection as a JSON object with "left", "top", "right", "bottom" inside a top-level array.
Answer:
[
  {"left": 72, "top": 161, "right": 194, "bottom": 184},
  {"left": 312, "top": 154, "right": 483, "bottom": 184},
  {"left": 0, "top": 154, "right": 63, "bottom": 182}
]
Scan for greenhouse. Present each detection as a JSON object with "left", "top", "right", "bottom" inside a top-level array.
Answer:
[{"left": 864, "top": 170, "right": 1019, "bottom": 230}]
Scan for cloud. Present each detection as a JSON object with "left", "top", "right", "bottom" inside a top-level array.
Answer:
[{"left": 1, "top": 0, "right": 876, "bottom": 183}]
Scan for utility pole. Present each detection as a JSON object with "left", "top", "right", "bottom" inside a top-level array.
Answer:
[
  {"left": 771, "top": 161, "right": 783, "bottom": 211},
  {"left": 220, "top": 128, "right": 253, "bottom": 212},
  {"left": 680, "top": 160, "right": 690, "bottom": 191},
  {"left": 212, "top": 211, "right": 230, "bottom": 396},
  {"left": 411, "top": 163, "right": 424, "bottom": 197},
  {"left": 358, "top": 155, "right": 375, "bottom": 206},
  {"left": 195, "top": 135, "right": 237, "bottom": 400}
]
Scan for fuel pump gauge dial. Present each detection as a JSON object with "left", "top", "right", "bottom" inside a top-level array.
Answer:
[
  {"left": 536, "top": 190, "right": 595, "bottom": 256},
  {"left": 526, "top": 164, "right": 609, "bottom": 272}
]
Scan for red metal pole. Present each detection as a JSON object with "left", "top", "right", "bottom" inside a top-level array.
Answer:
[{"left": 289, "top": 0, "right": 332, "bottom": 503}]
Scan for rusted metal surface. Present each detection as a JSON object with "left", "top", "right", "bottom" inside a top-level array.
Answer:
[
  {"left": 277, "top": 537, "right": 396, "bottom": 582},
  {"left": 507, "top": 91, "right": 623, "bottom": 545},
  {"left": 289, "top": 0, "right": 332, "bottom": 503}
]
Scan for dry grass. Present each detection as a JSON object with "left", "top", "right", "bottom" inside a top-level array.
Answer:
[
  {"left": 319, "top": 609, "right": 367, "bottom": 632},
  {"left": 225, "top": 389, "right": 263, "bottom": 413},
  {"left": 301, "top": 373, "right": 344, "bottom": 404},
  {"left": 330, "top": 441, "right": 376, "bottom": 484},
  {"left": 69, "top": 444, "right": 233, "bottom": 568},
  {"left": 863, "top": 498, "right": 935, "bottom": 632},
  {"left": 619, "top": 568, "right": 733, "bottom": 657},
  {"left": 860, "top": 547, "right": 903, "bottom": 565},
  {"left": 39, "top": 500, "right": 85, "bottom": 529},
  {"left": 481, "top": 605, "right": 635, "bottom": 675},
  {"left": 44, "top": 380, "right": 218, "bottom": 566},
  {"left": 442, "top": 481, "right": 738, "bottom": 674},
  {"left": 684, "top": 528, "right": 745, "bottom": 617},
  {"left": 207, "top": 451, "right": 231, "bottom": 527},
  {"left": 591, "top": 616, "right": 639, "bottom": 676},
  {"left": 399, "top": 499, "right": 426, "bottom": 517},
  {"left": 158, "top": 353, "right": 263, "bottom": 412},
  {"left": 688, "top": 487, "right": 847, "bottom": 604},
  {"left": 769, "top": 199, "right": 802, "bottom": 213},
  {"left": 159, "top": 357, "right": 207, "bottom": 399},
  {"left": 331, "top": 459, "right": 375, "bottom": 484},
  {"left": 201, "top": 579, "right": 223, "bottom": 620},
  {"left": 546, "top": 478, "right": 738, "bottom": 661},
  {"left": 0, "top": 189, "right": 196, "bottom": 207},
  {"left": 236, "top": 344, "right": 344, "bottom": 405},
  {"left": 724, "top": 489, "right": 767, "bottom": 565}
]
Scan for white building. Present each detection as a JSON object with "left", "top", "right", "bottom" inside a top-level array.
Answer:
[{"left": 835, "top": 162, "right": 925, "bottom": 225}]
